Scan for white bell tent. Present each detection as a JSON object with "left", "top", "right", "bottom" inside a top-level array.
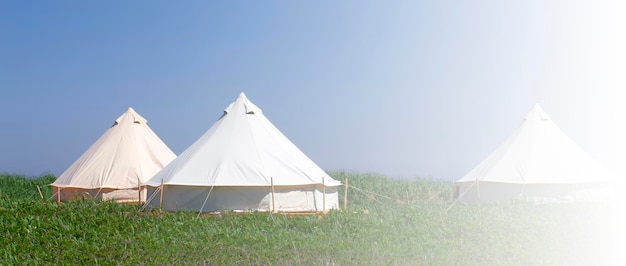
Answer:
[
  {"left": 455, "top": 104, "right": 616, "bottom": 203},
  {"left": 145, "top": 92, "right": 340, "bottom": 213},
  {"left": 51, "top": 107, "right": 176, "bottom": 203}
]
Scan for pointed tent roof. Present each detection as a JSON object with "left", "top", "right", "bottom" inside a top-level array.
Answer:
[
  {"left": 146, "top": 92, "right": 340, "bottom": 187},
  {"left": 457, "top": 104, "right": 615, "bottom": 184},
  {"left": 52, "top": 107, "right": 176, "bottom": 189}
]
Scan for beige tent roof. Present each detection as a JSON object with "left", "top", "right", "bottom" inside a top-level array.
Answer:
[
  {"left": 146, "top": 92, "right": 340, "bottom": 188},
  {"left": 52, "top": 107, "right": 176, "bottom": 189},
  {"left": 456, "top": 104, "right": 616, "bottom": 185}
]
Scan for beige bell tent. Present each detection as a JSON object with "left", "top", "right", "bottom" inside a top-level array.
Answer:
[
  {"left": 145, "top": 92, "right": 340, "bottom": 213},
  {"left": 455, "top": 104, "right": 616, "bottom": 203},
  {"left": 51, "top": 107, "right": 176, "bottom": 203}
]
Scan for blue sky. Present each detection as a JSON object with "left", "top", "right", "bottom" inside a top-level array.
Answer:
[{"left": 1, "top": 1, "right": 624, "bottom": 180}]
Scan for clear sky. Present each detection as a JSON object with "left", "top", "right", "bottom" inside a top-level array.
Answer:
[{"left": 1, "top": 1, "right": 624, "bottom": 181}]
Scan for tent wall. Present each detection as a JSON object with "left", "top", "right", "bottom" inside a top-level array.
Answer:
[
  {"left": 52, "top": 186, "right": 146, "bottom": 203},
  {"left": 455, "top": 182, "right": 616, "bottom": 203},
  {"left": 146, "top": 185, "right": 339, "bottom": 212}
]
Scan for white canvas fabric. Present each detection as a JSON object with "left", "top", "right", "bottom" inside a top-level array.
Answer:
[
  {"left": 455, "top": 104, "right": 616, "bottom": 203},
  {"left": 52, "top": 107, "right": 176, "bottom": 202},
  {"left": 145, "top": 92, "right": 340, "bottom": 212}
]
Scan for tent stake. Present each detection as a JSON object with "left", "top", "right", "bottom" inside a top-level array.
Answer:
[
  {"left": 343, "top": 178, "right": 348, "bottom": 209},
  {"left": 271, "top": 177, "right": 276, "bottom": 213}
]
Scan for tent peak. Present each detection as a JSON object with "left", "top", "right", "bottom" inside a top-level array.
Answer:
[
  {"left": 531, "top": 103, "right": 544, "bottom": 112},
  {"left": 224, "top": 92, "right": 261, "bottom": 115},
  {"left": 524, "top": 103, "right": 550, "bottom": 122},
  {"left": 115, "top": 107, "right": 148, "bottom": 126}
]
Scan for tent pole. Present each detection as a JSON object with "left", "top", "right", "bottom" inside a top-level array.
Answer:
[
  {"left": 343, "top": 178, "right": 348, "bottom": 209},
  {"left": 159, "top": 177, "right": 164, "bottom": 209},
  {"left": 322, "top": 176, "right": 326, "bottom": 213},
  {"left": 36, "top": 185, "right": 44, "bottom": 203},
  {"left": 57, "top": 187, "right": 61, "bottom": 202},
  {"left": 406, "top": 190, "right": 410, "bottom": 204},
  {"left": 137, "top": 177, "right": 141, "bottom": 204},
  {"left": 271, "top": 177, "right": 276, "bottom": 213},
  {"left": 197, "top": 185, "right": 215, "bottom": 218},
  {"left": 476, "top": 179, "right": 480, "bottom": 201}
]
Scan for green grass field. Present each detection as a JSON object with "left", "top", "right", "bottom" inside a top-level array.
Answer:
[{"left": 0, "top": 172, "right": 622, "bottom": 265}]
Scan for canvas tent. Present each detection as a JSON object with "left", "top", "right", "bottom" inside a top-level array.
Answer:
[
  {"left": 455, "top": 104, "right": 616, "bottom": 203},
  {"left": 145, "top": 92, "right": 340, "bottom": 213},
  {"left": 51, "top": 107, "right": 176, "bottom": 203}
]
